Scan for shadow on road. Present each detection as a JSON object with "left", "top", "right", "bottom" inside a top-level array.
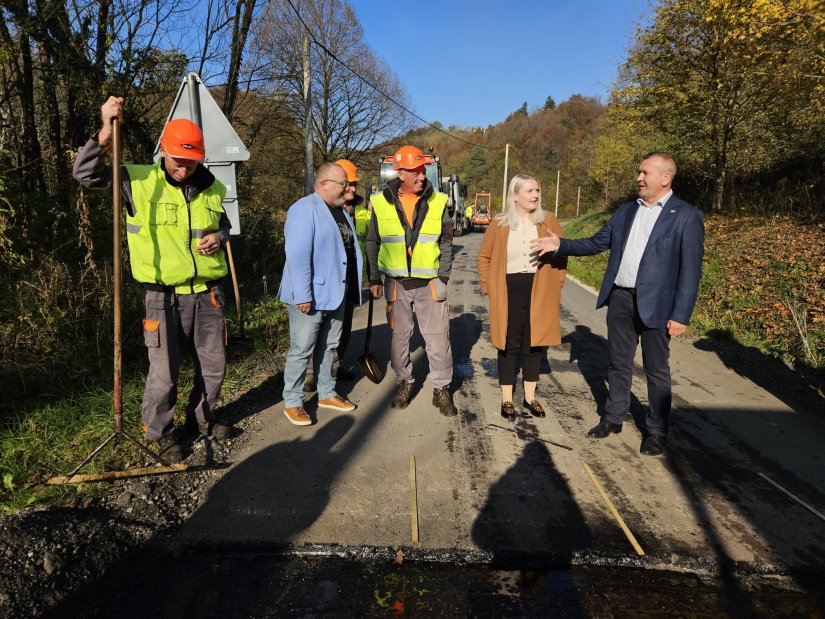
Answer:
[
  {"left": 472, "top": 441, "right": 594, "bottom": 564},
  {"left": 450, "top": 312, "right": 483, "bottom": 391},
  {"left": 694, "top": 335, "right": 825, "bottom": 417},
  {"left": 183, "top": 415, "right": 355, "bottom": 546},
  {"left": 561, "top": 324, "right": 648, "bottom": 427}
]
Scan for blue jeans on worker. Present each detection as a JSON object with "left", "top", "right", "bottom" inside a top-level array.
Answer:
[{"left": 282, "top": 300, "right": 345, "bottom": 408}]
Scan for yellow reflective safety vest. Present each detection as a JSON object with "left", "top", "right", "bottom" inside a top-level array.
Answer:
[
  {"left": 465, "top": 205, "right": 473, "bottom": 218},
  {"left": 125, "top": 163, "right": 228, "bottom": 293},
  {"left": 354, "top": 203, "right": 371, "bottom": 254},
  {"left": 371, "top": 190, "right": 448, "bottom": 279}
]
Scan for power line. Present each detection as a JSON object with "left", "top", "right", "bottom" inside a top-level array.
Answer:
[
  {"left": 1, "top": 156, "right": 44, "bottom": 176},
  {"left": 283, "top": 0, "right": 499, "bottom": 151}
]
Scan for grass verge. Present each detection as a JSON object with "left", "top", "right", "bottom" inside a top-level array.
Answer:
[{"left": 0, "top": 295, "right": 289, "bottom": 512}]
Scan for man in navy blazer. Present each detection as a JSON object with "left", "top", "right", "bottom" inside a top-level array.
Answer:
[
  {"left": 532, "top": 153, "right": 704, "bottom": 455},
  {"left": 279, "top": 163, "right": 364, "bottom": 426}
]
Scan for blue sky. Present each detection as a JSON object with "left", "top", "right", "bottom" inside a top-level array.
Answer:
[{"left": 351, "top": 0, "right": 650, "bottom": 129}]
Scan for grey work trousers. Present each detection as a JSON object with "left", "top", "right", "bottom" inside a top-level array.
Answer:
[
  {"left": 141, "top": 287, "right": 226, "bottom": 440},
  {"left": 385, "top": 278, "right": 453, "bottom": 389}
]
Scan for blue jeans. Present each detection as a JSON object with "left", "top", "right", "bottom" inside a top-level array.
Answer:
[{"left": 282, "top": 301, "right": 345, "bottom": 407}]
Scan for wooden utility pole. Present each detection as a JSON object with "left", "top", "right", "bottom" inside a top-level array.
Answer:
[
  {"left": 501, "top": 143, "right": 509, "bottom": 212},
  {"left": 303, "top": 34, "right": 313, "bottom": 193},
  {"left": 555, "top": 170, "right": 560, "bottom": 217},
  {"left": 576, "top": 185, "right": 581, "bottom": 217}
]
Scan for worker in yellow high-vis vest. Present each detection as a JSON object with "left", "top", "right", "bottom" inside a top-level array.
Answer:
[
  {"left": 73, "top": 96, "right": 233, "bottom": 463},
  {"left": 366, "top": 145, "right": 458, "bottom": 416},
  {"left": 465, "top": 203, "right": 474, "bottom": 233}
]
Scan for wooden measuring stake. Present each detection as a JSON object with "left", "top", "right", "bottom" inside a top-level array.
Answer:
[
  {"left": 48, "top": 463, "right": 187, "bottom": 484},
  {"left": 410, "top": 455, "right": 420, "bottom": 545},
  {"left": 583, "top": 462, "right": 645, "bottom": 556}
]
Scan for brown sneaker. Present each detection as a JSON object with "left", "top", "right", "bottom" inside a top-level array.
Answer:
[
  {"left": 284, "top": 406, "right": 312, "bottom": 426},
  {"left": 317, "top": 394, "right": 357, "bottom": 412}
]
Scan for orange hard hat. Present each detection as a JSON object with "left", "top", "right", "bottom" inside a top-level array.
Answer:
[
  {"left": 161, "top": 118, "right": 205, "bottom": 161},
  {"left": 393, "top": 145, "right": 426, "bottom": 170},
  {"left": 334, "top": 159, "right": 359, "bottom": 182}
]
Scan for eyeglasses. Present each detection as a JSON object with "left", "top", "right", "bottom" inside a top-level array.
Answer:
[{"left": 322, "top": 178, "right": 348, "bottom": 188}]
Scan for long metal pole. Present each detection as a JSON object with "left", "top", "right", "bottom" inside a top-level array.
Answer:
[
  {"left": 501, "top": 143, "right": 509, "bottom": 212},
  {"left": 555, "top": 170, "right": 560, "bottom": 217},
  {"left": 112, "top": 119, "right": 123, "bottom": 435},
  {"left": 303, "top": 35, "right": 313, "bottom": 194}
]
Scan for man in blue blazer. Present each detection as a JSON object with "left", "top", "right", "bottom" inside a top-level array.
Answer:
[
  {"left": 279, "top": 163, "right": 364, "bottom": 426},
  {"left": 532, "top": 153, "right": 704, "bottom": 455}
]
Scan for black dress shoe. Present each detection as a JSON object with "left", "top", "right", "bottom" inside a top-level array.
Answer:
[
  {"left": 523, "top": 400, "right": 546, "bottom": 418},
  {"left": 640, "top": 435, "right": 666, "bottom": 456},
  {"left": 501, "top": 401, "right": 516, "bottom": 420},
  {"left": 587, "top": 419, "right": 623, "bottom": 438}
]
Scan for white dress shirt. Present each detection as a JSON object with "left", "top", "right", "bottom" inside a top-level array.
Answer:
[{"left": 614, "top": 190, "right": 672, "bottom": 287}]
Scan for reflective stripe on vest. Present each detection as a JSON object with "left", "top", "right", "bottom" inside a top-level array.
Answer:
[
  {"left": 125, "top": 163, "right": 228, "bottom": 293},
  {"left": 370, "top": 191, "right": 448, "bottom": 279}
]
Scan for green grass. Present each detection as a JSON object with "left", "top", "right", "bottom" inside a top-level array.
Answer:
[
  {"left": 0, "top": 295, "right": 289, "bottom": 512},
  {"left": 560, "top": 211, "right": 611, "bottom": 290}
]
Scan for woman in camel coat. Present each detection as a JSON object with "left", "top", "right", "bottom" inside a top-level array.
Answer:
[{"left": 477, "top": 174, "right": 567, "bottom": 419}]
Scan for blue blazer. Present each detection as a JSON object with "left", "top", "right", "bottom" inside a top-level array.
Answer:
[
  {"left": 278, "top": 192, "right": 363, "bottom": 310},
  {"left": 558, "top": 195, "right": 704, "bottom": 329}
]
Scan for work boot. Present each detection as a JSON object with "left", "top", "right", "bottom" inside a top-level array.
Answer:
[
  {"left": 152, "top": 429, "right": 183, "bottom": 464},
  {"left": 432, "top": 387, "right": 458, "bottom": 417},
  {"left": 303, "top": 373, "right": 316, "bottom": 393},
  {"left": 181, "top": 419, "right": 232, "bottom": 440},
  {"left": 391, "top": 381, "right": 414, "bottom": 409}
]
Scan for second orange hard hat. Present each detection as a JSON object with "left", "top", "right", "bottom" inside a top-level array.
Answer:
[
  {"left": 161, "top": 118, "right": 205, "bottom": 161},
  {"left": 393, "top": 145, "right": 426, "bottom": 171},
  {"left": 334, "top": 159, "right": 359, "bottom": 182}
]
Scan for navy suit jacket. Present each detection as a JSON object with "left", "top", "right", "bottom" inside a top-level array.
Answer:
[{"left": 557, "top": 194, "right": 704, "bottom": 329}]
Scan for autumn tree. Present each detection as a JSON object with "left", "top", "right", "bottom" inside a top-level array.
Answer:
[
  {"left": 250, "top": 0, "right": 413, "bottom": 168},
  {"left": 616, "top": 0, "right": 825, "bottom": 211}
]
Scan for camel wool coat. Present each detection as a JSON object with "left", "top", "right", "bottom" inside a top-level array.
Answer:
[{"left": 477, "top": 212, "right": 568, "bottom": 350}]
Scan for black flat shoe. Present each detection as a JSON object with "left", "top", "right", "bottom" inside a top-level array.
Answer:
[
  {"left": 587, "top": 419, "right": 623, "bottom": 439},
  {"left": 523, "top": 399, "right": 546, "bottom": 418},
  {"left": 640, "top": 435, "right": 666, "bottom": 456},
  {"left": 501, "top": 401, "right": 516, "bottom": 420}
]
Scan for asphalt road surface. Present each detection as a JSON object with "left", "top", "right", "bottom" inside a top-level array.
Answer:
[{"left": 52, "top": 230, "right": 825, "bottom": 616}]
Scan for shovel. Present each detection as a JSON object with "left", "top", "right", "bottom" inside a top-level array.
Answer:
[{"left": 358, "top": 294, "right": 385, "bottom": 384}]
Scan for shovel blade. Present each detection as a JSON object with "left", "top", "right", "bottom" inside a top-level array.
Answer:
[{"left": 358, "top": 353, "right": 384, "bottom": 384}]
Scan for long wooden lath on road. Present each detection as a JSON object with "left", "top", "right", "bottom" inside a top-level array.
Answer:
[{"left": 49, "top": 119, "right": 186, "bottom": 484}]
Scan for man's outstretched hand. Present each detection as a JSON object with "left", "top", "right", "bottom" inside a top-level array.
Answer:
[{"left": 530, "top": 231, "right": 560, "bottom": 256}]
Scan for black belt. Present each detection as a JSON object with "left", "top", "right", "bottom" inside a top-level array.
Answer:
[
  {"left": 144, "top": 280, "right": 222, "bottom": 293},
  {"left": 614, "top": 285, "right": 637, "bottom": 294}
]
